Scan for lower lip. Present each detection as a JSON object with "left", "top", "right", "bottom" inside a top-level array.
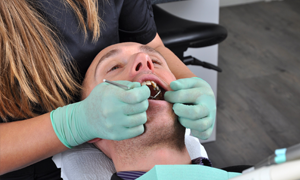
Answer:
[
  {"left": 147, "top": 99, "right": 172, "bottom": 111},
  {"left": 148, "top": 99, "right": 169, "bottom": 105}
]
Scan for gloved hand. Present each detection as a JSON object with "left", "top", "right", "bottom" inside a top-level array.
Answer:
[
  {"left": 164, "top": 77, "right": 216, "bottom": 140},
  {"left": 51, "top": 81, "right": 150, "bottom": 148}
]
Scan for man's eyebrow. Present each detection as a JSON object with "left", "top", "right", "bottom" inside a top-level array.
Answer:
[
  {"left": 139, "top": 45, "right": 166, "bottom": 62},
  {"left": 95, "top": 48, "right": 120, "bottom": 75},
  {"left": 94, "top": 45, "right": 165, "bottom": 78}
]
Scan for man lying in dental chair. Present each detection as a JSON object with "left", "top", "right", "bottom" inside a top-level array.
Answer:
[{"left": 53, "top": 42, "right": 216, "bottom": 179}]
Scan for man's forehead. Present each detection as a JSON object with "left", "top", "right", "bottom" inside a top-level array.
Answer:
[{"left": 97, "top": 43, "right": 138, "bottom": 62}]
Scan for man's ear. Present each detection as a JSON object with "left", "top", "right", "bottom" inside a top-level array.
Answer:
[{"left": 87, "top": 138, "right": 102, "bottom": 143}]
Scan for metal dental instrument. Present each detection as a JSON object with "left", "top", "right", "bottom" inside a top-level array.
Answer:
[
  {"left": 150, "top": 81, "right": 161, "bottom": 99},
  {"left": 103, "top": 79, "right": 130, "bottom": 90},
  {"left": 103, "top": 79, "right": 161, "bottom": 99}
]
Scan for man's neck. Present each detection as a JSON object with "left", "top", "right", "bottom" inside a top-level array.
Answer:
[{"left": 112, "top": 146, "right": 191, "bottom": 172}]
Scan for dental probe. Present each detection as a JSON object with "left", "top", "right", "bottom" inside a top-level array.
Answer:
[
  {"left": 103, "top": 79, "right": 161, "bottom": 99},
  {"left": 151, "top": 89, "right": 161, "bottom": 99},
  {"left": 103, "top": 79, "right": 130, "bottom": 90}
]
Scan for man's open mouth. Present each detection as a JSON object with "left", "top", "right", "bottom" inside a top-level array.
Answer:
[{"left": 141, "top": 80, "right": 165, "bottom": 100}]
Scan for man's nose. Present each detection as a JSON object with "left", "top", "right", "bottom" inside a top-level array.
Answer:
[{"left": 130, "top": 53, "right": 154, "bottom": 76}]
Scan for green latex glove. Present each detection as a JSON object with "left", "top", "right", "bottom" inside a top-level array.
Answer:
[
  {"left": 51, "top": 81, "right": 150, "bottom": 148},
  {"left": 164, "top": 77, "right": 216, "bottom": 140}
]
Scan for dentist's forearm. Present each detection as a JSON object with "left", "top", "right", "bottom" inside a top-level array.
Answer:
[
  {"left": 156, "top": 45, "right": 197, "bottom": 79},
  {"left": 0, "top": 113, "right": 68, "bottom": 175},
  {"left": 147, "top": 33, "right": 196, "bottom": 79}
]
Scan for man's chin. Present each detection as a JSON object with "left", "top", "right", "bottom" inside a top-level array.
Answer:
[{"left": 145, "top": 99, "right": 175, "bottom": 125}]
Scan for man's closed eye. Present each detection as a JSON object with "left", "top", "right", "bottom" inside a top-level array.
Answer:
[
  {"left": 151, "top": 59, "right": 161, "bottom": 65},
  {"left": 108, "top": 65, "right": 121, "bottom": 73}
]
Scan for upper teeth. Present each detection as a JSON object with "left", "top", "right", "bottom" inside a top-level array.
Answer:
[{"left": 141, "top": 81, "right": 160, "bottom": 91}]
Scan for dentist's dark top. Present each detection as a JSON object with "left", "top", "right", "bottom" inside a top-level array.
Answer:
[{"left": 0, "top": 0, "right": 157, "bottom": 179}]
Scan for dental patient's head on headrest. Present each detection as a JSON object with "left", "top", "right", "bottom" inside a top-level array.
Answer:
[{"left": 82, "top": 42, "right": 190, "bottom": 172}]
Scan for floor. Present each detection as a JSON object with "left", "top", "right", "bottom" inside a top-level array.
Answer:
[{"left": 203, "top": 0, "right": 300, "bottom": 168}]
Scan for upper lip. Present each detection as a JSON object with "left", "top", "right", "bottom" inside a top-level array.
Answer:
[{"left": 134, "top": 74, "right": 169, "bottom": 91}]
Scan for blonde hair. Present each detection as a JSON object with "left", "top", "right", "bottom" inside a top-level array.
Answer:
[{"left": 0, "top": 0, "right": 101, "bottom": 121}]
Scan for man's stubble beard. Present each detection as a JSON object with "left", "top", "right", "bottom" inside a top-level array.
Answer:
[{"left": 112, "top": 103, "right": 186, "bottom": 163}]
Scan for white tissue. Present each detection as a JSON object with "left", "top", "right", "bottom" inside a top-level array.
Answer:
[{"left": 53, "top": 135, "right": 208, "bottom": 180}]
